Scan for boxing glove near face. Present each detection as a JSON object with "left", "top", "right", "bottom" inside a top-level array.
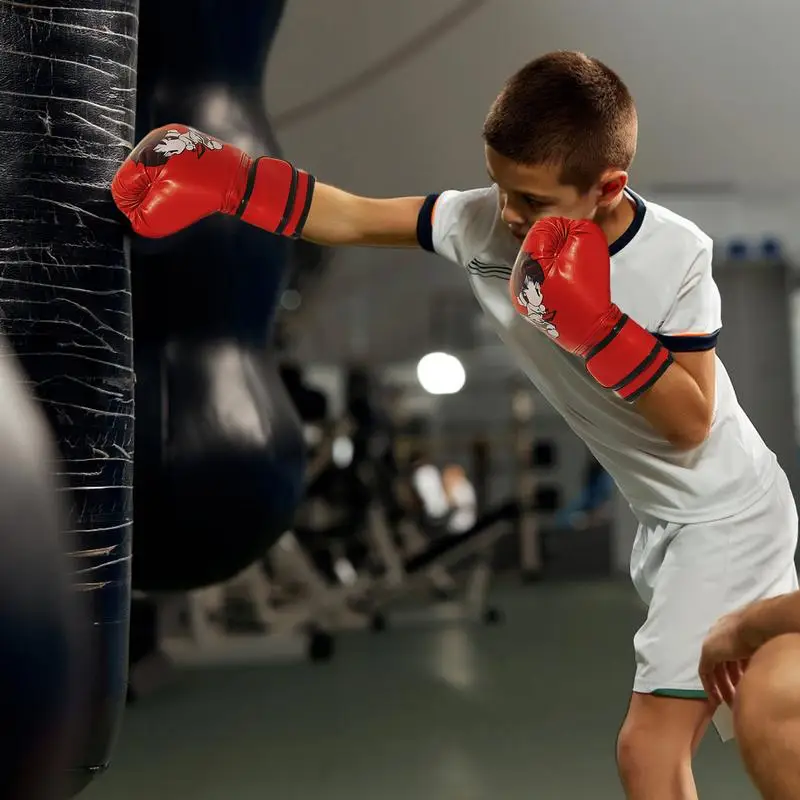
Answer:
[{"left": 510, "top": 217, "right": 672, "bottom": 401}]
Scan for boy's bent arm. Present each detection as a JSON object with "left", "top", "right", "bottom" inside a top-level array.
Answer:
[
  {"left": 632, "top": 349, "right": 716, "bottom": 451},
  {"left": 302, "top": 184, "right": 427, "bottom": 248}
]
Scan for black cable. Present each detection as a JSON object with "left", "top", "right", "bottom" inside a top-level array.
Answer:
[{"left": 272, "top": 0, "right": 490, "bottom": 131}]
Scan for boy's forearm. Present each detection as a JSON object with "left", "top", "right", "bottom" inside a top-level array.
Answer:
[
  {"left": 302, "top": 183, "right": 425, "bottom": 248},
  {"left": 632, "top": 361, "right": 712, "bottom": 451}
]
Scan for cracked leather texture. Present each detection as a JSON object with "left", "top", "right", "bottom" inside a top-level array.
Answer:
[{"left": 0, "top": 0, "right": 137, "bottom": 793}]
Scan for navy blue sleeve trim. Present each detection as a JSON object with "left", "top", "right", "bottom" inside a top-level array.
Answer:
[
  {"left": 416, "top": 193, "right": 439, "bottom": 253},
  {"left": 654, "top": 328, "right": 721, "bottom": 352}
]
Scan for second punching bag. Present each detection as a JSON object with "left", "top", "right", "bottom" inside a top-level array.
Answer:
[
  {"left": 132, "top": 0, "right": 306, "bottom": 590},
  {"left": 0, "top": 336, "right": 80, "bottom": 800}
]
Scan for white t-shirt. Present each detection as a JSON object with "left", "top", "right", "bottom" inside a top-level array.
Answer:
[{"left": 416, "top": 185, "right": 776, "bottom": 523}]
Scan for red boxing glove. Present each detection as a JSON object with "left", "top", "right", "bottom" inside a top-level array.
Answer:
[
  {"left": 509, "top": 218, "right": 672, "bottom": 401},
  {"left": 111, "top": 124, "right": 315, "bottom": 239}
]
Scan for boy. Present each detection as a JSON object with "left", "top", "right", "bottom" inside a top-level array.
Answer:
[{"left": 112, "top": 50, "right": 798, "bottom": 799}]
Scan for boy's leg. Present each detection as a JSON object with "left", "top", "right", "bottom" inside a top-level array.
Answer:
[
  {"left": 621, "top": 472, "right": 797, "bottom": 799},
  {"left": 621, "top": 513, "right": 718, "bottom": 800},
  {"left": 617, "top": 692, "right": 711, "bottom": 800}
]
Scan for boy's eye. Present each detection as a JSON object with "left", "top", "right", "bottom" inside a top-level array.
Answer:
[{"left": 524, "top": 197, "right": 546, "bottom": 209}]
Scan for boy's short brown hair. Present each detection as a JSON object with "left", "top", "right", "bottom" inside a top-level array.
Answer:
[{"left": 483, "top": 50, "right": 638, "bottom": 193}]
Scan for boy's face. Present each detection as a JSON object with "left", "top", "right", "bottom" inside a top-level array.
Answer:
[{"left": 485, "top": 146, "right": 626, "bottom": 241}]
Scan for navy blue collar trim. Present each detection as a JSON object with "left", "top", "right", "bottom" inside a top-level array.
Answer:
[{"left": 608, "top": 188, "right": 646, "bottom": 257}]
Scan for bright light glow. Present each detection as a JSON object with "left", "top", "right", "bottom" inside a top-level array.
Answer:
[
  {"left": 332, "top": 435, "right": 354, "bottom": 468},
  {"left": 416, "top": 352, "right": 466, "bottom": 395}
]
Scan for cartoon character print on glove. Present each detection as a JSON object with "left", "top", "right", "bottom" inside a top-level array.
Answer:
[
  {"left": 129, "top": 125, "right": 223, "bottom": 168},
  {"left": 511, "top": 256, "right": 559, "bottom": 339}
]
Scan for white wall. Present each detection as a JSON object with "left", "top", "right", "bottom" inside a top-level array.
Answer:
[{"left": 268, "top": 0, "right": 800, "bottom": 193}]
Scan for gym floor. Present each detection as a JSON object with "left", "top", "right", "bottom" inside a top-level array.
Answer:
[{"left": 83, "top": 580, "right": 757, "bottom": 800}]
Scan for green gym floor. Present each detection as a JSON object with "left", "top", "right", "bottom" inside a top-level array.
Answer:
[{"left": 83, "top": 580, "right": 757, "bottom": 800}]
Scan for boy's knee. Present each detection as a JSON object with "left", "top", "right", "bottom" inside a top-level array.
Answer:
[
  {"left": 617, "top": 693, "right": 710, "bottom": 793},
  {"left": 617, "top": 717, "right": 690, "bottom": 779}
]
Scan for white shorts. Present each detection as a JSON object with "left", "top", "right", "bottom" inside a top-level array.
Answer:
[{"left": 630, "top": 466, "right": 798, "bottom": 697}]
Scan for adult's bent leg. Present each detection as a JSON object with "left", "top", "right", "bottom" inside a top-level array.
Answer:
[{"left": 735, "top": 633, "right": 800, "bottom": 799}]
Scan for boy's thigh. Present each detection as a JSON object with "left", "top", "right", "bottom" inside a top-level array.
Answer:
[{"left": 634, "top": 474, "right": 798, "bottom": 697}]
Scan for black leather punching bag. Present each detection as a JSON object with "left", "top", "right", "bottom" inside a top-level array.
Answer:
[
  {"left": 0, "top": 2, "right": 137, "bottom": 795},
  {"left": 132, "top": 0, "right": 306, "bottom": 591},
  {"left": 0, "top": 337, "right": 82, "bottom": 800}
]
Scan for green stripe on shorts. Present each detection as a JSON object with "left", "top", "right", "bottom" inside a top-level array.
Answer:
[{"left": 652, "top": 688, "right": 708, "bottom": 699}]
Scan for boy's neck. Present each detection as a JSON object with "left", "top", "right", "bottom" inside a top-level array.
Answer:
[{"left": 597, "top": 190, "right": 636, "bottom": 249}]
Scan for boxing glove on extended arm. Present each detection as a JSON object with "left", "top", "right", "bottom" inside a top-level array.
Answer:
[
  {"left": 510, "top": 218, "right": 672, "bottom": 401},
  {"left": 111, "top": 125, "right": 315, "bottom": 239}
]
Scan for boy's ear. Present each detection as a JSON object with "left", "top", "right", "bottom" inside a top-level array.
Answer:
[{"left": 597, "top": 170, "right": 628, "bottom": 206}]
